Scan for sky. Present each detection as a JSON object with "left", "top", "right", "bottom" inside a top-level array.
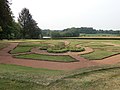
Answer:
[{"left": 10, "top": 0, "right": 120, "bottom": 30}]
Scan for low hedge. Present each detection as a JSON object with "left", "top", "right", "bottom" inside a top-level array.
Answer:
[
  {"left": 69, "top": 47, "right": 85, "bottom": 52},
  {"left": 39, "top": 46, "right": 48, "bottom": 50},
  {"left": 39, "top": 44, "right": 49, "bottom": 50},
  {"left": 47, "top": 48, "right": 68, "bottom": 53}
]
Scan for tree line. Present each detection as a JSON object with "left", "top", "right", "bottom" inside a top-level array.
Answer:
[{"left": 42, "top": 27, "right": 120, "bottom": 38}]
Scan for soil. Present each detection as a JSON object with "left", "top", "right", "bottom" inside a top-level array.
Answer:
[{"left": 0, "top": 42, "right": 120, "bottom": 70}]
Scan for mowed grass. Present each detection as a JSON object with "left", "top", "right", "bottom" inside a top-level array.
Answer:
[
  {"left": 0, "top": 64, "right": 120, "bottom": 90},
  {"left": 0, "top": 78, "right": 42, "bottom": 90},
  {"left": 10, "top": 46, "right": 33, "bottom": 54},
  {"left": 0, "top": 64, "right": 64, "bottom": 90},
  {"left": 81, "top": 49, "right": 118, "bottom": 60},
  {"left": 10, "top": 42, "right": 49, "bottom": 54},
  {"left": 0, "top": 43, "right": 8, "bottom": 50},
  {"left": 10, "top": 39, "right": 120, "bottom": 60},
  {"left": 81, "top": 43, "right": 120, "bottom": 60},
  {"left": 15, "top": 54, "right": 76, "bottom": 62},
  {"left": 50, "top": 66, "right": 120, "bottom": 90},
  {"left": 67, "top": 39, "right": 120, "bottom": 60}
]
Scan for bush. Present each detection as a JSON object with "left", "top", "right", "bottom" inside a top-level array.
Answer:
[
  {"left": 47, "top": 48, "right": 68, "bottom": 53},
  {"left": 53, "top": 42, "right": 66, "bottom": 50},
  {"left": 69, "top": 47, "right": 85, "bottom": 52},
  {"left": 39, "top": 45, "right": 49, "bottom": 50}
]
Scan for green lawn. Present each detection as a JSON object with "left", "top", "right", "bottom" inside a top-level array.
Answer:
[
  {"left": 10, "top": 42, "right": 49, "bottom": 54},
  {"left": 9, "top": 39, "right": 120, "bottom": 60},
  {"left": 81, "top": 43, "right": 120, "bottom": 60},
  {"left": 10, "top": 46, "right": 33, "bottom": 54},
  {"left": 0, "top": 43, "right": 8, "bottom": 50},
  {"left": 0, "top": 64, "right": 120, "bottom": 90},
  {"left": 2, "top": 39, "right": 120, "bottom": 60},
  {"left": 0, "top": 64, "right": 64, "bottom": 90},
  {"left": 49, "top": 66, "right": 120, "bottom": 90},
  {"left": 15, "top": 54, "right": 76, "bottom": 62},
  {"left": 81, "top": 50, "right": 117, "bottom": 60}
]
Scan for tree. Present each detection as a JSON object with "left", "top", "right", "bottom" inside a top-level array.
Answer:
[
  {"left": 18, "top": 8, "right": 42, "bottom": 39},
  {"left": 10, "top": 21, "right": 22, "bottom": 39},
  {"left": 0, "top": 0, "right": 13, "bottom": 39},
  {"left": 42, "top": 29, "right": 51, "bottom": 37},
  {"left": 51, "top": 31, "right": 61, "bottom": 38},
  {"left": 0, "top": 26, "right": 3, "bottom": 32}
]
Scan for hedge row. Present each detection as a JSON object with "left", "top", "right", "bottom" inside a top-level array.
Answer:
[
  {"left": 47, "top": 48, "right": 68, "bottom": 53},
  {"left": 69, "top": 47, "right": 85, "bottom": 52}
]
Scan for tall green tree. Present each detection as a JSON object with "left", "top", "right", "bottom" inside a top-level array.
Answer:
[
  {"left": 0, "top": 0, "right": 13, "bottom": 39},
  {"left": 18, "top": 8, "right": 42, "bottom": 39},
  {"left": 10, "top": 21, "right": 22, "bottom": 39}
]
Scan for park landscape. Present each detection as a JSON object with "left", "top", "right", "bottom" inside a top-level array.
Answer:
[
  {"left": 0, "top": 38, "right": 120, "bottom": 90},
  {"left": 1, "top": 0, "right": 120, "bottom": 90}
]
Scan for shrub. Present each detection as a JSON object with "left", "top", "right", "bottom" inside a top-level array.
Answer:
[
  {"left": 69, "top": 47, "right": 85, "bottom": 52},
  {"left": 53, "top": 42, "right": 66, "bottom": 50},
  {"left": 47, "top": 48, "right": 68, "bottom": 53},
  {"left": 40, "top": 46, "right": 47, "bottom": 50}
]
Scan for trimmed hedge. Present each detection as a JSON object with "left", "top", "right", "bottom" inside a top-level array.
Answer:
[
  {"left": 39, "top": 46, "right": 48, "bottom": 50},
  {"left": 69, "top": 47, "right": 85, "bottom": 52},
  {"left": 39, "top": 44, "right": 49, "bottom": 50},
  {"left": 47, "top": 48, "right": 68, "bottom": 53}
]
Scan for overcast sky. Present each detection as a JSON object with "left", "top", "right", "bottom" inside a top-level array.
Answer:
[{"left": 10, "top": 0, "right": 120, "bottom": 30}]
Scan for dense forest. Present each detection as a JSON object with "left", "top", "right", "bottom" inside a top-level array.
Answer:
[{"left": 0, "top": 0, "right": 120, "bottom": 39}]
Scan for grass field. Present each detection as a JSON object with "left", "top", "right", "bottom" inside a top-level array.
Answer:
[
  {"left": 0, "top": 43, "right": 8, "bottom": 50},
  {"left": 0, "top": 64, "right": 64, "bottom": 90},
  {"left": 67, "top": 39, "right": 120, "bottom": 60},
  {"left": 8, "top": 39, "right": 120, "bottom": 59},
  {"left": 80, "top": 42, "right": 120, "bottom": 60},
  {"left": 0, "top": 64, "right": 120, "bottom": 90},
  {"left": 49, "top": 66, "right": 120, "bottom": 90},
  {"left": 10, "top": 46, "right": 33, "bottom": 54},
  {"left": 15, "top": 54, "right": 76, "bottom": 62},
  {"left": 10, "top": 42, "right": 48, "bottom": 54},
  {"left": 0, "top": 39, "right": 120, "bottom": 90}
]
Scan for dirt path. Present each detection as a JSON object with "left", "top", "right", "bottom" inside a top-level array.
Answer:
[{"left": 0, "top": 43, "right": 120, "bottom": 70}]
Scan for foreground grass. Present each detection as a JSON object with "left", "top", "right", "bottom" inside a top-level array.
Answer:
[
  {"left": 0, "top": 64, "right": 120, "bottom": 90},
  {"left": 51, "top": 66, "right": 120, "bottom": 90},
  {"left": 0, "top": 78, "right": 43, "bottom": 90},
  {"left": 0, "top": 43, "right": 8, "bottom": 50},
  {"left": 0, "top": 64, "right": 63, "bottom": 86},
  {"left": 15, "top": 54, "right": 76, "bottom": 62}
]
